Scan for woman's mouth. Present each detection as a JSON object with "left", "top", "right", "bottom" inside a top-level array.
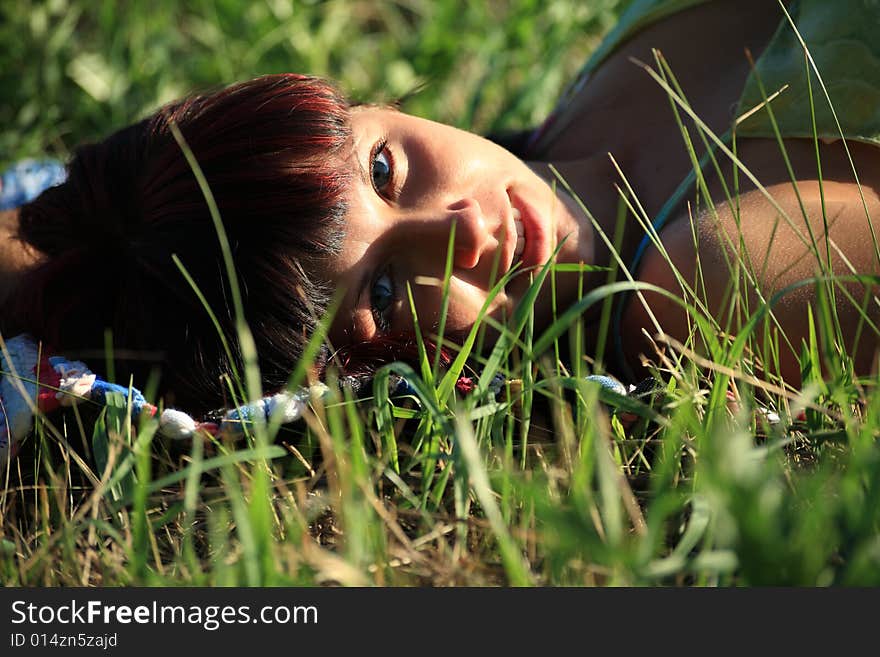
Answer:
[
  {"left": 508, "top": 191, "right": 549, "bottom": 273},
  {"left": 502, "top": 189, "right": 554, "bottom": 301},
  {"left": 512, "top": 206, "right": 525, "bottom": 260}
]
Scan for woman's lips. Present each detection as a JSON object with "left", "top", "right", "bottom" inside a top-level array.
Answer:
[
  {"left": 512, "top": 207, "right": 525, "bottom": 259},
  {"left": 500, "top": 189, "right": 553, "bottom": 300},
  {"left": 508, "top": 190, "right": 550, "bottom": 274}
]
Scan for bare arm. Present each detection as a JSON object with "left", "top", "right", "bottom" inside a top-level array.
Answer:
[{"left": 620, "top": 138, "right": 880, "bottom": 384}]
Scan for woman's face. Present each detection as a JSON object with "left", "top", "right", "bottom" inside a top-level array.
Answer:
[{"left": 325, "top": 107, "right": 593, "bottom": 349}]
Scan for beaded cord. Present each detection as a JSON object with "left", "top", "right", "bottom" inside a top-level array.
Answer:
[
  {"left": 0, "top": 334, "right": 331, "bottom": 466},
  {"left": 0, "top": 333, "right": 642, "bottom": 469}
]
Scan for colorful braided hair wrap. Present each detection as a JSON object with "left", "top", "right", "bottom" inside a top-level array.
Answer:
[
  {"left": 0, "top": 333, "right": 642, "bottom": 470},
  {"left": 0, "top": 334, "right": 329, "bottom": 468}
]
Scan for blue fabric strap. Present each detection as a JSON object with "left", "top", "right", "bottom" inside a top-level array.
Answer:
[
  {"left": 612, "top": 132, "right": 732, "bottom": 379},
  {"left": 0, "top": 159, "right": 67, "bottom": 210}
]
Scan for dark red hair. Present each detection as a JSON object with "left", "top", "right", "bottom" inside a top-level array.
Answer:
[{"left": 4, "top": 74, "right": 352, "bottom": 411}]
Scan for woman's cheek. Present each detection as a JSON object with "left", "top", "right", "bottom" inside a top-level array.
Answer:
[{"left": 455, "top": 281, "right": 513, "bottom": 330}]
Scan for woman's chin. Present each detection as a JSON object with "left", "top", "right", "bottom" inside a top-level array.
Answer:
[{"left": 465, "top": 303, "right": 553, "bottom": 355}]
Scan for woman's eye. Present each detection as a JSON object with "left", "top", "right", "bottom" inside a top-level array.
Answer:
[
  {"left": 370, "top": 141, "right": 394, "bottom": 197},
  {"left": 370, "top": 270, "right": 395, "bottom": 332}
]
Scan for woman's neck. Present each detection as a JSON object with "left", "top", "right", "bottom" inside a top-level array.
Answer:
[
  {"left": 526, "top": 0, "right": 789, "bottom": 277},
  {"left": 531, "top": 0, "right": 786, "bottom": 224},
  {"left": 0, "top": 209, "right": 43, "bottom": 305},
  {"left": 530, "top": 153, "right": 645, "bottom": 275}
]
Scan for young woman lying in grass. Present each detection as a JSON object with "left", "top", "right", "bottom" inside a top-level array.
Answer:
[{"left": 1, "top": 0, "right": 879, "bottom": 457}]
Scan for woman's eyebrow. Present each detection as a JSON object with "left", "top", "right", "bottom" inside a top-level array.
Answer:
[
  {"left": 349, "top": 132, "right": 371, "bottom": 192},
  {"left": 355, "top": 151, "right": 370, "bottom": 190}
]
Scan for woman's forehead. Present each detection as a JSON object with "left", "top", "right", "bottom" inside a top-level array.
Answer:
[{"left": 348, "top": 105, "right": 412, "bottom": 137}]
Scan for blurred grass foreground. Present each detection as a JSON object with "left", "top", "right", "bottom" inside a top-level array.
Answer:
[{"left": 0, "top": 0, "right": 622, "bottom": 165}]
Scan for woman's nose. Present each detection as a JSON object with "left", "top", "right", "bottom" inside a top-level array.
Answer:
[{"left": 443, "top": 198, "right": 489, "bottom": 270}]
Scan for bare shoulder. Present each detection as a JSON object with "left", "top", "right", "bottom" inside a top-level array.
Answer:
[
  {"left": 698, "top": 139, "right": 880, "bottom": 287},
  {"left": 620, "top": 138, "right": 880, "bottom": 383}
]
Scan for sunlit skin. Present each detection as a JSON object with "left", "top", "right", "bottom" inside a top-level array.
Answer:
[{"left": 324, "top": 107, "right": 593, "bottom": 349}]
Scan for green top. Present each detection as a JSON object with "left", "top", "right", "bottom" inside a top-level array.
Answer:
[
  {"left": 545, "top": 0, "right": 880, "bottom": 147},
  {"left": 579, "top": 0, "right": 710, "bottom": 74},
  {"left": 737, "top": 0, "right": 880, "bottom": 145}
]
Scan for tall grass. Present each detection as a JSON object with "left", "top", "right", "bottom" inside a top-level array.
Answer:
[{"left": 3, "top": 0, "right": 880, "bottom": 587}]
